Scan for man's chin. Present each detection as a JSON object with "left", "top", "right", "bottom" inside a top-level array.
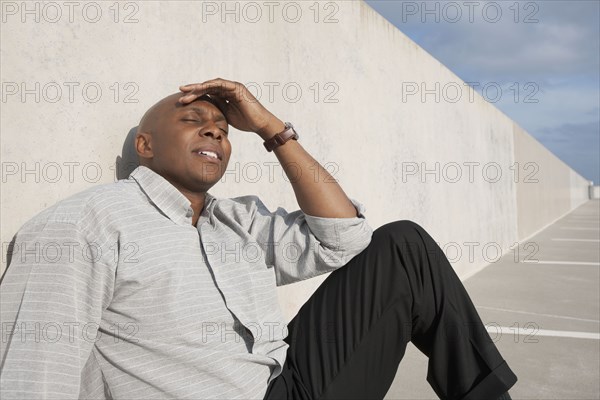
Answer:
[{"left": 186, "top": 175, "right": 222, "bottom": 193}]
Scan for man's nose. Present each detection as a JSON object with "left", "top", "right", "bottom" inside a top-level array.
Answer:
[{"left": 200, "top": 126, "right": 223, "bottom": 141}]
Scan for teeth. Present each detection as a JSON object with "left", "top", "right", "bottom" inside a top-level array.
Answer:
[{"left": 198, "top": 151, "right": 218, "bottom": 159}]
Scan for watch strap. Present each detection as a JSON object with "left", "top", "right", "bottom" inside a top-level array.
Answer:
[{"left": 263, "top": 122, "right": 299, "bottom": 152}]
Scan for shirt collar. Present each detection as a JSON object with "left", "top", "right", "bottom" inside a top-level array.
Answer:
[{"left": 129, "top": 165, "right": 217, "bottom": 226}]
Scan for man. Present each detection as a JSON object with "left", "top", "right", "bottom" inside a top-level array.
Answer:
[{"left": 1, "top": 78, "right": 517, "bottom": 399}]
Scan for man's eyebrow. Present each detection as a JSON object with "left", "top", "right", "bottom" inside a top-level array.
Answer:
[{"left": 182, "top": 106, "right": 227, "bottom": 123}]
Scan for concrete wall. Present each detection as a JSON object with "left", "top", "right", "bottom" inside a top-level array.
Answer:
[
  {"left": 1, "top": 1, "right": 590, "bottom": 321},
  {"left": 513, "top": 123, "right": 591, "bottom": 240}
]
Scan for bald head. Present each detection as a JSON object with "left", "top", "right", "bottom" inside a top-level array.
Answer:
[{"left": 138, "top": 93, "right": 184, "bottom": 137}]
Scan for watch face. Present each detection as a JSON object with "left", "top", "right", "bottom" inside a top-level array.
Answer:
[{"left": 285, "top": 122, "right": 297, "bottom": 139}]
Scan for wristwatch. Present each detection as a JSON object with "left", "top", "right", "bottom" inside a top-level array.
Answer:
[{"left": 263, "top": 122, "right": 299, "bottom": 152}]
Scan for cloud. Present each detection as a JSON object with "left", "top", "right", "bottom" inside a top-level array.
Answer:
[
  {"left": 537, "top": 120, "right": 600, "bottom": 183},
  {"left": 366, "top": 0, "right": 600, "bottom": 184},
  {"left": 367, "top": 0, "right": 599, "bottom": 81},
  {"left": 539, "top": 121, "right": 599, "bottom": 144},
  {"left": 492, "top": 78, "right": 599, "bottom": 133}
]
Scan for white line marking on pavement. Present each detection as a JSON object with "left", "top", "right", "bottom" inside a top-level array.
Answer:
[
  {"left": 551, "top": 238, "right": 600, "bottom": 242},
  {"left": 485, "top": 326, "right": 600, "bottom": 340},
  {"left": 521, "top": 260, "right": 600, "bottom": 266},
  {"left": 559, "top": 227, "right": 600, "bottom": 230},
  {"left": 476, "top": 306, "right": 600, "bottom": 323}
]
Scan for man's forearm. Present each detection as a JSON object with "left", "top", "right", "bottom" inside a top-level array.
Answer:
[{"left": 259, "top": 119, "right": 359, "bottom": 219}]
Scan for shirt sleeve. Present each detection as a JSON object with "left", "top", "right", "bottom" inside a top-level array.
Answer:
[
  {"left": 0, "top": 218, "right": 116, "bottom": 399},
  {"left": 245, "top": 196, "right": 373, "bottom": 286}
]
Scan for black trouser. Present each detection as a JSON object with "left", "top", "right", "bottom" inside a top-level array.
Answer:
[{"left": 263, "top": 220, "right": 518, "bottom": 400}]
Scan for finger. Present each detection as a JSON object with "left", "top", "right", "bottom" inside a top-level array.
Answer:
[
  {"left": 179, "top": 84, "right": 196, "bottom": 93},
  {"left": 178, "top": 80, "right": 239, "bottom": 103},
  {"left": 178, "top": 89, "right": 214, "bottom": 104},
  {"left": 177, "top": 83, "right": 210, "bottom": 104},
  {"left": 192, "top": 79, "right": 239, "bottom": 97},
  {"left": 178, "top": 93, "right": 199, "bottom": 104}
]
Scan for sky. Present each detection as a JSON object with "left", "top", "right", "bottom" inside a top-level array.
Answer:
[{"left": 365, "top": 0, "right": 600, "bottom": 184}]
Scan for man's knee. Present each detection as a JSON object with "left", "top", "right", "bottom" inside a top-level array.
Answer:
[
  {"left": 379, "top": 220, "right": 453, "bottom": 267},
  {"left": 372, "top": 220, "right": 428, "bottom": 253},
  {"left": 374, "top": 219, "right": 425, "bottom": 239}
]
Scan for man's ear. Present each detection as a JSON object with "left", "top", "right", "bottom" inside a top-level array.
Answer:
[{"left": 135, "top": 132, "right": 153, "bottom": 161}]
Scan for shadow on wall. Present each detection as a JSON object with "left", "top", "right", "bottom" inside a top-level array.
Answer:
[
  {"left": 1, "top": 237, "right": 16, "bottom": 283},
  {"left": 116, "top": 126, "right": 140, "bottom": 180},
  {"left": 2, "top": 126, "right": 141, "bottom": 280}
]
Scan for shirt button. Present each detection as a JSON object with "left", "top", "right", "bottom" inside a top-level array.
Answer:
[{"left": 186, "top": 208, "right": 193, "bottom": 218}]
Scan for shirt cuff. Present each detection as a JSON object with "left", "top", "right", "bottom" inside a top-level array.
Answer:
[
  {"left": 350, "top": 197, "right": 367, "bottom": 218},
  {"left": 301, "top": 197, "right": 371, "bottom": 251}
]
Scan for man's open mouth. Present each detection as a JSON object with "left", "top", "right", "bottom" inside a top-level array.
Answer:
[
  {"left": 197, "top": 150, "right": 219, "bottom": 159},
  {"left": 191, "top": 144, "right": 223, "bottom": 162},
  {"left": 193, "top": 150, "right": 221, "bottom": 162}
]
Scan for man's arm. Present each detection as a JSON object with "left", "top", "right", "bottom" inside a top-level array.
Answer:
[
  {"left": 178, "top": 78, "right": 359, "bottom": 219},
  {"left": 0, "top": 216, "right": 116, "bottom": 399},
  {"left": 230, "top": 194, "right": 372, "bottom": 286},
  {"left": 257, "top": 121, "right": 359, "bottom": 218}
]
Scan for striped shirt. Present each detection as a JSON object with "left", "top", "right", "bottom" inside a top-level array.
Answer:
[{"left": 0, "top": 165, "right": 373, "bottom": 399}]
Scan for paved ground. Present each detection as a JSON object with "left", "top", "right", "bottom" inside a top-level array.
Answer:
[{"left": 384, "top": 200, "right": 600, "bottom": 400}]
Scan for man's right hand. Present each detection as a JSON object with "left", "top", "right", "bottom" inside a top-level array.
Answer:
[{"left": 178, "top": 78, "right": 285, "bottom": 139}]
